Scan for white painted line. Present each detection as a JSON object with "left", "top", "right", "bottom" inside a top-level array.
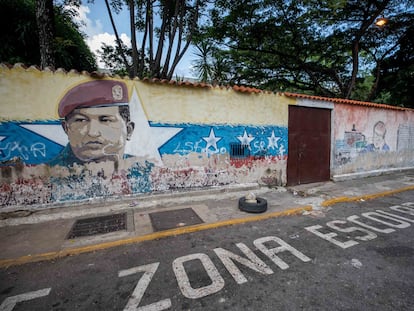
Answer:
[{"left": 0, "top": 288, "right": 51, "bottom": 311}]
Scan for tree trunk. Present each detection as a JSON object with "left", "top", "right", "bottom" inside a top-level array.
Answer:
[
  {"left": 35, "top": 0, "right": 55, "bottom": 69},
  {"left": 346, "top": 40, "right": 359, "bottom": 98},
  {"left": 129, "top": 0, "right": 139, "bottom": 77},
  {"left": 104, "top": 0, "right": 131, "bottom": 74}
]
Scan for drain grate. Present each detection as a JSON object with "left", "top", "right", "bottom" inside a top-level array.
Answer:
[
  {"left": 67, "top": 213, "right": 127, "bottom": 239},
  {"left": 149, "top": 208, "right": 204, "bottom": 232}
]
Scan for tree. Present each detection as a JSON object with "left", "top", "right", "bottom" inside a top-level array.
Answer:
[
  {"left": 194, "top": 0, "right": 414, "bottom": 106},
  {"left": 0, "top": 0, "right": 97, "bottom": 72},
  {"left": 191, "top": 40, "right": 230, "bottom": 84},
  {"left": 101, "top": 0, "right": 207, "bottom": 79},
  {"left": 35, "top": 0, "right": 56, "bottom": 69},
  {"left": 374, "top": 23, "right": 414, "bottom": 107},
  {"left": 192, "top": 41, "right": 213, "bottom": 82}
]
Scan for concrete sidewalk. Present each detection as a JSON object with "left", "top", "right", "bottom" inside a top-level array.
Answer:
[{"left": 1, "top": 169, "right": 414, "bottom": 268}]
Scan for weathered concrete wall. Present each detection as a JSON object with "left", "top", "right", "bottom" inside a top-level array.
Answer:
[
  {"left": 0, "top": 64, "right": 292, "bottom": 209},
  {"left": 332, "top": 103, "right": 414, "bottom": 176}
]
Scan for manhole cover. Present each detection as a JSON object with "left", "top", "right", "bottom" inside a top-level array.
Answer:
[
  {"left": 67, "top": 213, "right": 127, "bottom": 239},
  {"left": 149, "top": 208, "right": 204, "bottom": 232}
]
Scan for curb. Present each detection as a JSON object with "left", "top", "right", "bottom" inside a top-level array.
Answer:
[
  {"left": 0, "top": 184, "right": 265, "bottom": 227},
  {"left": 1, "top": 184, "right": 413, "bottom": 268},
  {"left": 0, "top": 205, "right": 311, "bottom": 268},
  {"left": 321, "top": 185, "right": 414, "bottom": 207}
]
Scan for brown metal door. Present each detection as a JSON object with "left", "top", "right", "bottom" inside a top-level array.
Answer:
[{"left": 287, "top": 106, "right": 331, "bottom": 185}]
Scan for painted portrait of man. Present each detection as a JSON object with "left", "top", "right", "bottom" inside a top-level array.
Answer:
[
  {"left": 364, "top": 121, "right": 390, "bottom": 152},
  {"left": 49, "top": 80, "right": 135, "bottom": 166}
]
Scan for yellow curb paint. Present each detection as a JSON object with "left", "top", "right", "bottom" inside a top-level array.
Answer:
[
  {"left": 3, "top": 185, "right": 414, "bottom": 268},
  {"left": 321, "top": 185, "right": 414, "bottom": 207},
  {"left": 0, "top": 206, "right": 312, "bottom": 268}
]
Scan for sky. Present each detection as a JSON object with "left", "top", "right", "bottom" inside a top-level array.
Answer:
[{"left": 74, "top": 2, "right": 197, "bottom": 79}]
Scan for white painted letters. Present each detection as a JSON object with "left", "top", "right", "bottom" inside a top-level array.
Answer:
[
  {"left": 118, "top": 262, "right": 172, "bottom": 311},
  {"left": 392, "top": 204, "right": 414, "bottom": 215},
  {"left": 172, "top": 253, "right": 225, "bottom": 299},
  {"left": 305, "top": 225, "right": 359, "bottom": 248},
  {"left": 326, "top": 220, "right": 377, "bottom": 241},
  {"left": 376, "top": 209, "right": 414, "bottom": 223},
  {"left": 253, "top": 236, "right": 311, "bottom": 269},
  {"left": 361, "top": 212, "right": 410, "bottom": 229},
  {"left": 347, "top": 215, "right": 395, "bottom": 233},
  {"left": 214, "top": 242, "right": 273, "bottom": 284}
]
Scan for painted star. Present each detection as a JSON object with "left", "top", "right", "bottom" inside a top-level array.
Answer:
[
  {"left": 203, "top": 128, "right": 222, "bottom": 151},
  {"left": 237, "top": 130, "right": 255, "bottom": 148},
  {"left": 20, "top": 124, "right": 68, "bottom": 146},
  {"left": 124, "top": 89, "right": 183, "bottom": 165},
  {"left": 267, "top": 130, "right": 281, "bottom": 150}
]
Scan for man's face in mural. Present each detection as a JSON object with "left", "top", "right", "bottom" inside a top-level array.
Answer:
[
  {"left": 63, "top": 106, "right": 134, "bottom": 162},
  {"left": 373, "top": 134, "right": 385, "bottom": 149},
  {"left": 373, "top": 121, "right": 386, "bottom": 149}
]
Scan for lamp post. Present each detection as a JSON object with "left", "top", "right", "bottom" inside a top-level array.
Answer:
[{"left": 375, "top": 17, "right": 388, "bottom": 27}]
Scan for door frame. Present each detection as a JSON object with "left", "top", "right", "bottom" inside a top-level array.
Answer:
[{"left": 287, "top": 102, "right": 334, "bottom": 185}]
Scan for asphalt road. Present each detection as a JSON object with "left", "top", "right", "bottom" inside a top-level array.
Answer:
[{"left": 1, "top": 191, "right": 414, "bottom": 311}]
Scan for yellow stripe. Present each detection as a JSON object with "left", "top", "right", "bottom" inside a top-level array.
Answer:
[
  {"left": 321, "top": 185, "right": 414, "bottom": 207},
  {"left": 2, "top": 185, "right": 413, "bottom": 268},
  {"left": 0, "top": 206, "right": 311, "bottom": 268}
]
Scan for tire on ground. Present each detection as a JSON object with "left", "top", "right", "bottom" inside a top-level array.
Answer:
[{"left": 238, "top": 197, "right": 268, "bottom": 213}]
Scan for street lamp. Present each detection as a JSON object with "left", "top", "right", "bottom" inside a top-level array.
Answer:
[{"left": 375, "top": 17, "right": 389, "bottom": 27}]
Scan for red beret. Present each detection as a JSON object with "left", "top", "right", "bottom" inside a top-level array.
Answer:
[{"left": 58, "top": 80, "right": 129, "bottom": 118}]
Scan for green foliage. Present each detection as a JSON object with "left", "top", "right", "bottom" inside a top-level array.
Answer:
[
  {"left": 54, "top": 5, "right": 97, "bottom": 72},
  {"left": 99, "top": 0, "right": 208, "bottom": 79},
  {"left": 193, "top": 0, "right": 414, "bottom": 107},
  {"left": 0, "top": 0, "right": 97, "bottom": 71},
  {"left": 375, "top": 24, "right": 414, "bottom": 107},
  {"left": 0, "top": 0, "right": 40, "bottom": 65},
  {"left": 98, "top": 43, "right": 132, "bottom": 76}
]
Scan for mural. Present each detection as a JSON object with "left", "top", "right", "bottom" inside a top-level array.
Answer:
[
  {"left": 2, "top": 66, "right": 414, "bottom": 208},
  {"left": 0, "top": 68, "right": 289, "bottom": 208},
  {"left": 51, "top": 80, "right": 135, "bottom": 166},
  {"left": 333, "top": 104, "right": 414, "bottom": 175}
]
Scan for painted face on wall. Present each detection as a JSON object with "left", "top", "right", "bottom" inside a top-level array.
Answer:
[
  {"left": 63, "top": 106, "right": 134, "bottom": 162},
  {"left": 373, "top": 121, "right": 387, "bottom": 150}
]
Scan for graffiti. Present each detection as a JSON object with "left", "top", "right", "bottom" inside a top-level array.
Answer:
[
  {"left": 335, "top": 125, "right": 367, "bottom": 165},
  {"left": 0, "top": 141, "right": 47, "bottom": 161},
  {"left": 151, "top": 166, "right": 237, "bottom": 190},
  {"left": 161, "top": 125, "right": 287, "bottom": 158},
  {"left": 0, "top": 160, "right": 154, "bottom": 206},
  {"left": 0, "top": 177, "right": 52, "bottom": 206},
  {"left": 31, "top": 143, "right": 47, "bottom": 158},
  {"left": 0, "top": 68, "right": 292, "bottom": 208},
  {"left": 335, "top": 122, "right": 391, "bottom": 166},
  {"left": 0, "top": 142, "right": 46, "bottom": 161},
  {"left": 0, "top": 142, "right": 30, "bottom": 161},
  {"left": 173, "top": 140, "right": 206, "bottom": 155},
  {"left": 334, "top": 120, "right": 414, "bottom": 173},
  {"left": 49, "top": 161, "right": 153, "bottom": 203}
]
